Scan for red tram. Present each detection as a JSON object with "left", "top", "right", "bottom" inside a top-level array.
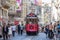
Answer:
[{"left": 25, "top": 13, "right": 39, "bottom": 35}]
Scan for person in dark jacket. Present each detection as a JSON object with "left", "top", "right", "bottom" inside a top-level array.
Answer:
[
  {"left": 20, "top": 24, "right": 24, "bottom": 35},
  {"left": 17, "top": 24, "right": 21, "bottom": 35},
  {"left": 45, "top": 25, "right": 49, "bottom": 35},
  {"left": 57, "top": 24, "right": 60, "bottom": 34},
  {"left": 48, "top": 23, "right": 54, "bottom": 39},
  {"left": 2, "top": 23, "right": 9, "bottom": 40}
]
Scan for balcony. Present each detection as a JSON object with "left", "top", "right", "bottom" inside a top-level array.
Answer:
[{"left": 1, "top": 0, "right": 10, "bottom": 9}]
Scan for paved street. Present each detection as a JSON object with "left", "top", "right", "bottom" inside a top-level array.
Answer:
[
  {"left": 9, "top": 32, "right": 60, "bottom": 40},
  {"left": 11, "top": 32, "right": 47, "bottom": 40},
  {"left": 0, "top": 32, "right": 60, "bottom": 40},
  {"left": 9, "top": 33, "right": 56, "bottom": 40}
]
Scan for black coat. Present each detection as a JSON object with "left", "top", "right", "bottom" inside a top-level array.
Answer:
[
  {"left": 2, "top": 26, "right": 8, "bottom": 34},
  {"left": 17, "top": 25, "right": 21, "bottom": 31}
]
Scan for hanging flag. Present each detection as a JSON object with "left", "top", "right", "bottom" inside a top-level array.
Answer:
[
  {"left": 35, "top": 0, "right": 42, "bottom": 6},
  {"left": 34, "top": 0, "right": 37, "bottom": 5},
  {"left": 16, "top": 0, "right": 22, "bottom": 12}
]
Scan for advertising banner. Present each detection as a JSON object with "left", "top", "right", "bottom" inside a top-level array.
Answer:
[
  {"left": 16, "top": 0, "right": 22, "bottom": 12},
  {"left": 35, "top": 0, "right": 42, "bottom": 5}
]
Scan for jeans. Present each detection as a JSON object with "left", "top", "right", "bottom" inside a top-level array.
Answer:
[
  {"left": 12, "top": 31, "right": 15, "bottom": 37},
  {"left": 21, "top": 30, "right": 23, "bottom": 35}
]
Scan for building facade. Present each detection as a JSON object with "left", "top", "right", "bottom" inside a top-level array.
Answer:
[{"left": 0, "top": 0, "right": 10, "bottom": 25}]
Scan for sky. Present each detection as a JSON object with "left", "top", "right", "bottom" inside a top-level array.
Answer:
[
  {"left": 16, "top": 0, "right": 52, "bottom": 10},
  {"left": 42, "top": 0, "right": 51, "bottom": 3},
  {"left": 31, "top": 0, "right": 52, "bottom": 5}
]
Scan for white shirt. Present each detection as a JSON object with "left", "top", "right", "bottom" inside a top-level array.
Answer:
[
  {"left": 11, "top": 26, "right": 16, "bottom": 31},
  {"left": 8, "top": 27, "right": 12, "bottom": 34},
  {"left": 20, "top": 25, "right": 24, "bottom": 30}
]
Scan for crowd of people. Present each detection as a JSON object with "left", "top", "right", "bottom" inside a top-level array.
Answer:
[
  {"left": 42, "top": 21, "right": 60, "bottom": 39},
  {"left": 0, "top": 21, "right": 60, "bottom": 40},
  {"left": 0, "top": 23, "right": 24, "bottom": 40}
]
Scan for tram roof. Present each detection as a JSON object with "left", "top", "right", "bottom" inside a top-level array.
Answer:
[
  {"left": 26, "top": 17, "right": 38, "bottom": 19},
  {"left": 27, "top": 13, "right": 37, "bottom": 17}
]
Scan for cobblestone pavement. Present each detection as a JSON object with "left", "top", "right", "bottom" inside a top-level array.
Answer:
[{"left": 0, "top": 32, "right": 60, "bottom": 40}]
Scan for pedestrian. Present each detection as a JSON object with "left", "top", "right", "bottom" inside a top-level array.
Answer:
[
  {"left": 45, "top": 25, "right": 49, "bottom": 35},
  {"left": 20, "top": 24, "right": 24, "bottom": 35},
  {"left": 0, "top": 25, "right": 2, "bottom": 38},
  {"left": 53, "top": 23, "right": 56, "bottom": 32},
  {"left": 17, "top": 24, "right": 21, "bottom": 35},
  {"left": 8, "top": 24, "right": 12, "bottom": 39},
  {"left": 2, "top": 23, "right": 8, "bottom": 40},
  {"left": 48, "top": 23, "right": 54, "bottom": 39},
  {"left": 57, "top": 23, "right": 60, "bottom": 34},
  {"left": 44, "top": 25, "right": 49, "bottom": 38},
  {"left": 56, "top": 22, "right": 60, "bottom": 39},
  {"left": 11, "top": 24, "right": 16, "bottom": 37},
  {"left": 42, "top": 27, "right": 44, "bottom": 32}
]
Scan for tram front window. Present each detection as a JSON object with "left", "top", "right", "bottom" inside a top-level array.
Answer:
[{"left": 26, "top": 19, "right": 37, "bottom": 24}]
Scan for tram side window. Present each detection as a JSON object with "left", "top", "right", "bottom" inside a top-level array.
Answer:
[
  {"left": 26, "top": 19, "right": 38, "bottom": 24},
  {"left": 29, "top": 19, "right": 33, "bottom": 24},
  {"left": 29, "top": 19, "right": 37, "bottom": 24},
  {"left": 26, "top": 19, "right": 29, "bottom": 24},
  {"left": 30, "top": 19, "right": 36, "bottom": 24},
  {"left": 34, "top": 19, "right": 38, "bottom": 24},
  {"left": 26, "top": 19, "right": 32, "bottom": 24},
  {"left": 26, "top": 19, "right": 28, "bottom": 24},
  {"left": 28, "top": 19, "right": 34, "bottom": 24},
  {"left": 31, "top": 19, "right": 33, "bottom": 23}
]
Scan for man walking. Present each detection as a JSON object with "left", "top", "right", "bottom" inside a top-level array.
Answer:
[
  {"left": 17, "top": 24, "right": 21, "bottom": 35},
  {"left": 20, "top": 24, "right": 24, "bottom": 35},
  {"left": 48, "top": 23, "right": 54, "bottom": 39},
  {"left": 11, "top": 24, "right": 16, "bottom": 37},
  {"left": 2, "top": 23, "right": 8, "bottom": 40}
]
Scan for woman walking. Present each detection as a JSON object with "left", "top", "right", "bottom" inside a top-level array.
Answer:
[{"left": 8, "top": 24, "right": 12, "bottom": 39}]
